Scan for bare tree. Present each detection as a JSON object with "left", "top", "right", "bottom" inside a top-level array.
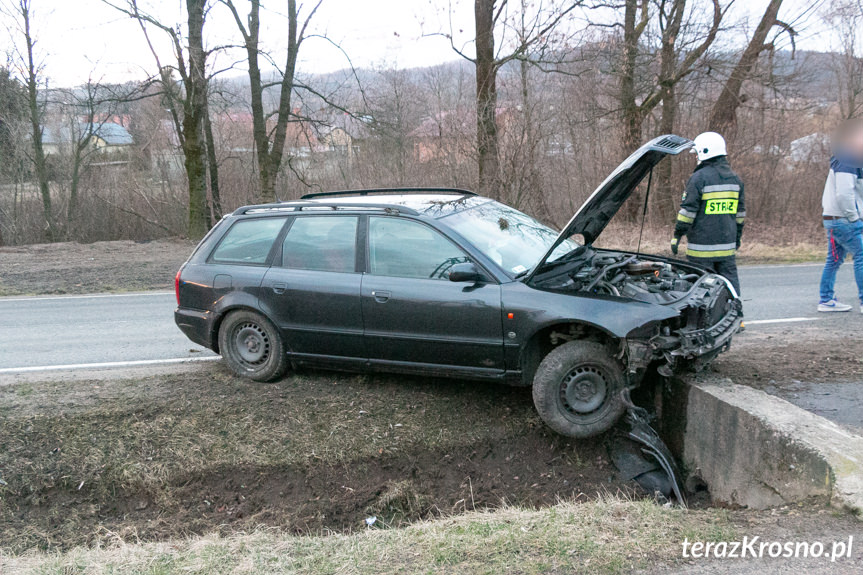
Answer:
[
  {"left": 619, "top": 0, "right": 650, "bottom": 151},
  {"left": 364, "top": 67, "right": 423, "bottom": 183},
  {"left": 58, "top": 79, "right": 137, "bottom": 235},
  {"left": 2, "top": 0, "right": 55, "bottom": 240},
  {"left": 444, "top": 0, "right": 583, "bottom": 199},
  {"left": 0, "top": 65, "right": 28, "bottom": 245},
  {"left": 708, "top": 0, "right": 796, "bottom": 135},
  {"left": 103, "top": 0, "right": 213, "bottom": 238},
  {"left": 617, "top": 0, "right": 724, "bottom": 152},
  {"left": 653, "top": 0, "right": 723, "bottom": 219},
  {"left": 607, "top": 0, "right": 726, "bottom": 222},
  {"left": 825, "top": 0, "right": 863, "bottom": 120},
  {"left": 222, "top": 0, "right": 320, "bottom": 203}
]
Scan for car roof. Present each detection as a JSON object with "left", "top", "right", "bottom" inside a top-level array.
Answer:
[{"left": 231, "top": 188, "right": 491, "bottom": 219}]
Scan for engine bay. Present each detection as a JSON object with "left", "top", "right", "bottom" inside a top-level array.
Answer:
[{"left": 534, "top": 249, "right": 706, "bottom": 305}]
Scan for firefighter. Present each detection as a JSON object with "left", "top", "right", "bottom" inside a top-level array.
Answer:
[{"left": 671, "top": 132, "right": 744, "bottom": 295}]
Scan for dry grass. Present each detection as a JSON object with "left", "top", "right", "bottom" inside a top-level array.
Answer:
[
  {"left": 0, "top": 497, "right": 738, "bottom": 575},
  {"left": 596, "top": 223, "right": 825, "bottom": 265},
  {"left": 0, "top": 238, "right": 195, "bottom": 296}
]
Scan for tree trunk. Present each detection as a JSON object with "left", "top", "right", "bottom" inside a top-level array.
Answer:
[
  {"left": 21, "top": 1, "right": 54, "bottom": 241},
  {"left": 230, "top": 0, "right": 302, "bottom": 203},
  {"left": 241, "top": 0, "right": 273, "bottom": 200},
  {"left": 184, "top": 0, "right": 209, "bottom": 238},
  {"left": 653, "top": 0, "right": 685, "bottom": 224},
  {"left": 69, "top": 149, "right": 81, "bottom": 236},
  {"left": 474, "top": 0, "right": 501, "bottom": 200},
  {"left": 620, "top": 0, "right": 645, "bottom": 153},
  {"left": 654, "top": 83, "right": 677, "bottom": 223},
  {"left": 203, "top": 101, "right": 221, "bottom": 222},
  {"left": 264, "top": 0, "right": 300, "bottom": 202},
  {"left": 708, "top": 0, "right": 784, "bottom": 136}
]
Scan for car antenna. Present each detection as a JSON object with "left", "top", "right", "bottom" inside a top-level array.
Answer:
[{"left": 635, "top": 167, "right": 653, "bottom": 256}]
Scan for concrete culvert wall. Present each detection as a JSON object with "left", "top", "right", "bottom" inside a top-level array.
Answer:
[{"left": 678, "top": 374, "right": 863, "bottom": 515}]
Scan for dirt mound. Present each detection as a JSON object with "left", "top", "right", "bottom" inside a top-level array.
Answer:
[
  {"left": 0, "top": 367, "right": 635, "bottom": 551},
  {"left": 2, "top": 431, "right": 622, "bottom": 550}
]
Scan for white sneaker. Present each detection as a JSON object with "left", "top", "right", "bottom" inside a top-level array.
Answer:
[{"left": 818, "top": 299, "right": 852, "bottom": 312}]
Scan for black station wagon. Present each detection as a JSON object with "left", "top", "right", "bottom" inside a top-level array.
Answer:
[{"left": 175, "top": 135, "right": 742, "bottom": 438}]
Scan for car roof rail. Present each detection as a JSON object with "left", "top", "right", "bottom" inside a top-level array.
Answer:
[
  {"left": 300, "top": 187, "right": 477, "bottom": 200},
  {"left": 232, "top": 202, "right": 420, "bottom": 216}
]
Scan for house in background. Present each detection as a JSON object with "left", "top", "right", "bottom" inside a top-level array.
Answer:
[
  {"left": 41, "top": 121, "right": 134, "bottom": 159},
  {"left": 85, "top": 122, "right": 134, "bottom": 155}
]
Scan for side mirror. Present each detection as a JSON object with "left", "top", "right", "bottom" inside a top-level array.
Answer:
[{"left": 449, "top": 262, "right": 485, "bottom": 283}]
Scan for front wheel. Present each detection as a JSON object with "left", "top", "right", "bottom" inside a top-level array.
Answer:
[
  {"left": 218, "top": 310, "right": 288, "bottom": 382},
  {"left": 532, "top": 341, "right": 626, "bottom": 438}
]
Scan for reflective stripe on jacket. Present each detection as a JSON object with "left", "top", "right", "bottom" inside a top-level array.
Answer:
[{"left": 674, "top": 156, "right": 745, "bottom": 260}]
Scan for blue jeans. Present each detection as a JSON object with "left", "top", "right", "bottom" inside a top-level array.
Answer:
[{"left": 819, "top": 218, "right": 863, "bottom": 304}]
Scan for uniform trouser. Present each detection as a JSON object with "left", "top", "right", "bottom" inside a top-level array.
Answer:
[{"left": 687, "top": 256, "right": 741, "bottom": 296}]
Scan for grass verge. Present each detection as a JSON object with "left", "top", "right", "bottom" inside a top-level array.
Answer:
[{"left": 1, "top": 497, "right": 738, "bottom": 575}]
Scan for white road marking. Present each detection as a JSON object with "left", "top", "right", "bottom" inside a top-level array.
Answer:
[
  {"left": 745, "top": 317, "right": 819, "bottom": 325},
  {"left": 0, "top": 291, "right": 173, "bottom": 303},
  {"left": 0, "top": 355, "right": 220, "bottom": 374},
  {"left": 740, "top": 262, "right": 823, "bottom": 270}
]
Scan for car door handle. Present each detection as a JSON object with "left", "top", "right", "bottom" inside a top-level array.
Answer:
[
  {"left": 272, "top": 282, "right": 287, "bottom": 295},
  {"left": 371, "top": 290, "right": 391, "bottom": 303}
]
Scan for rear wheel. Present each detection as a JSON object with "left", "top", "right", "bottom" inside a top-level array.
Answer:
[
  {"left": 532, "top": 341, "right": 626, "bottom": 438},
  {"left": 218, "top": 310, "right": 288, "bottom": 382}
]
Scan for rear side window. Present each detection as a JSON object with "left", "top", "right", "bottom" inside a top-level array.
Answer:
[
  {"left": 281, "top": 216, "right": 358, "bottom": 273},
  {"left": 210, "top": 217, "right": 286, "bottom": 264}
]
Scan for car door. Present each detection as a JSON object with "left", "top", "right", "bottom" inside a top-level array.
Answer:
[
  {"left": 361, "top": 215, "right": 505, "bottom": 374},
  {"left": 258, "top": 214, "right": 365, "bottom": 366}
]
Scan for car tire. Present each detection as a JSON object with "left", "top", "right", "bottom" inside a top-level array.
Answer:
[
  {"left": 218, "top": 310, "right": 289, "bottom": 382},
  {"left": 532, "top": 341, "right": 626, "bottom": 438}
]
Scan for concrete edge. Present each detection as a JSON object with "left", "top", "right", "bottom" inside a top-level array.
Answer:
[{"left": 682, "top": 374, "right": 863, "bottom": 516}]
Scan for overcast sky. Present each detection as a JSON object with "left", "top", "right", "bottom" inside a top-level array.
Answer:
[{"left": 0, "top": 0, "right": 838, "bottom": 88}]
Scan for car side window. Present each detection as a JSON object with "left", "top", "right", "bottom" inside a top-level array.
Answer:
[
  {"left": 281, "top": 215, "right": 358, "bottom": 273},
  {"left": 369, "top": 217, "right": 468, "bottom": 280},
  {"left": 210, "top": 217, "right": 286, "bottom": 264}
]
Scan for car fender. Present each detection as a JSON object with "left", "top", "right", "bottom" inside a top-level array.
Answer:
[
  {"left": 502, "top": 282, "right": 679, "bottom": 342},
  {"left": 209, "top": 290, "right": 269, "bottom": 349}
]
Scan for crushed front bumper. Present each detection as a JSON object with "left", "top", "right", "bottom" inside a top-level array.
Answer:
[
  {"left": 626, "top": 296, "right": 743, "bottom": 377},
  {"left": 671, "top": 297, "right": 743, "bottom": 360}
]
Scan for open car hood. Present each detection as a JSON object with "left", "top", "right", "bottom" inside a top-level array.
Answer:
[{"left": 527, "top": 134, "right": 693, "bottom": 281}]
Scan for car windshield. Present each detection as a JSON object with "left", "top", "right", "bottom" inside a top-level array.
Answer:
[{"left": 440, "top": 200, "right": 579, "bottom": 277}]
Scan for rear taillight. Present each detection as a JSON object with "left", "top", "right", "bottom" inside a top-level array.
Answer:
[{"left": 175, "top": 268, "right": 182, "bottom": 306}]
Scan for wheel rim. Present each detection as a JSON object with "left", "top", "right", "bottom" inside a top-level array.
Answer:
[
  {"left": 558, "top": 365, "right": 608, "bottom": 416},
  {"left": 232, "top": 321, "right": 271, "bottom": 368}
]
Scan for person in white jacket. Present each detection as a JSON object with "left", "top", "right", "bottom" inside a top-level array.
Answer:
[{"left": 819, "top": 121, "right": 863, "bottom": 313}]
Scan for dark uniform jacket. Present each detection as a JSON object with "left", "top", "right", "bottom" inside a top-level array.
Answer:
[{"left": 674, "top": 156, "right": 745, "bottom": 260}]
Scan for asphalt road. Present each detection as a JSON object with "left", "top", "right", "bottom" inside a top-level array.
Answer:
[
  {"left": 739, "top": 262, "right": 850, "bottom": 322},
  {"left": 0, "top": 292, "right": 215, "bottom": 371},
  {"left": 0, "top": 262, "right": 858, "bottom": 372}
]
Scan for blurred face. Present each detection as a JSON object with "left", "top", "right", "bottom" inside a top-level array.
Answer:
[{"left": 835, "top": 120, "right": 863, "bottom": 162}]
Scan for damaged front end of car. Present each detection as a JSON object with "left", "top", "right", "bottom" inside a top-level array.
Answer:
[
  {"left": 532, "top": 247, "right": 743, "bottom": 380},
  {"left": 624, "top": 268, "right": 742, "bottom": 379},
  {"left": 524, "top": 134, "right": 743, "bottom": 381}
]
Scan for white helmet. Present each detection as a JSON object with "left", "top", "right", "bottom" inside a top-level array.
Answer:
[{"left": 691, "top": 132, "right": 727, "bottom": 162}]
